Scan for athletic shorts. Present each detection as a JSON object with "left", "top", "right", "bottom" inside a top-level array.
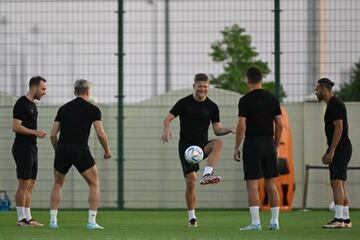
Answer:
[
  {"left": 329, "top": 143, "right": 352, "bottom": 181},
  {"left": 12, "top": 143, "right": 38, "bottom": 180},
  {"left": 242, "top": 136, "right": 278, "bottom": 180},
  {"left": 178, "top": 140, "right": 210, "bottom": 177},
  {"left": 54, "top": 143, "right": 95, "bottom": 174}
]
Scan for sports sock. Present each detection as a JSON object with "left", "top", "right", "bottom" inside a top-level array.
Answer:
[
  {"left": 50, "top": 209, "right": 58, "bottom": 224},
  {"left": 88, "top": 210, "right": 97, "bottom": 224},
  {"left": 202, "top": 166, "right": 213, "bottom": 177},
  {"left": 343, "top": 205, "right": 350, "bottom": 220},
  {"left": 188, "top": 210, "right": 196, "bottom": 221},
  {"left": 334, "top": 205, "right": 343, "bottom": 220},
  {"left": 249, "top": 206, "right": 260, "bottom": 225},
  {"left": 24, "top": 207, "right": 32, "bottom": 221},
  {"left": 16, "top": 206, "right": 26, "bottom": 221},
  {"left": 270, "top": 207, "right": 279, "bottom": 225}
]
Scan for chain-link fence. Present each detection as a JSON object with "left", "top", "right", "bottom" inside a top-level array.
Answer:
[
  {"left": 0, "top": 0, "right": 118, "bottom": 208},
  {"left": 0, "top": 0, "right": 359, "bottom": 209},
  {"left": 122, "top": 0, "right": 360, "bottom": 208},
  {"left": 124, "top": 0, "right": 360, "bottom": 103}
]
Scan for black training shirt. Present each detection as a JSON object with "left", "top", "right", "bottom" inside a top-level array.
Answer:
[
  {"left": 13, "top": 96, "right": 38, "bottom": 145},
  {"left": 238, "top": 89, "right": 281, "bottom": 138},
  {"left": 55, "top": 97, "right": 101, "bottom": 145},
  {"left": 324, "top": 96, "right": 351, "bottom": 146},
  {"left": 170, "top": 94, "right": 220, "bottom": 143}
]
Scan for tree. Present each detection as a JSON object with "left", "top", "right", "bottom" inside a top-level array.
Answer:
[
  {"left": 335, "top": 59, "right": 360, "bottom": 101},
  {"left": 209, "top": 24, "right": 286, "bottom": 101}
]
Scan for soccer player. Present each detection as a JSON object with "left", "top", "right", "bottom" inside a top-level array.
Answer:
[
  {"left": 315, "top": 78, "right": 352, "bottom": 229},
  {"left": 12, "top": 76, "right": 47, "bottom": 227},
  {"left": 160, "top": 73, "right": 234, "bottom": 227},
  {"left": 234, "top": 67, "right": 283, "bottom": 231},
  {"left": 49, "top": 79, "right": 111, "bottom": 230}
]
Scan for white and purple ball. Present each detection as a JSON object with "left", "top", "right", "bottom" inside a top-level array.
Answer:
[{"left": 184, "top": 145, "right": 204, "bottom": 164}]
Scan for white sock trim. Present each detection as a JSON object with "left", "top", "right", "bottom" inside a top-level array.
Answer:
[
  {"left": 16, "top": 206, "right": 26, "bottom": 221},
  {"left": 24, "top": 207, "right": 32, "bottom": 221},
  {"left": 188, "top": 209, "right": 196, "bottom": 220},
  {"left": 249, "top": 206, "right": 260, "bottom": 225},
  {"left": 202, "top": 166, "right": 213, "bottom": 177},
  {"left": 88, "top": 210, "right": 97, "bottom": 224},
  {"left": 50, "top": 209, "right": 58, "bottom": 223},
  {"left": 343, "top": 206, "right": 350, "bottom": 220},
  {"left": 270, "top": 207, "right": 280, "bottom": 225},
  {"left": 334, "top": 205, "right": 344, "bottom": 219}
]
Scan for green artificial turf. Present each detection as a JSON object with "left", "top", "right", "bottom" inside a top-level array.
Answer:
[{"left": 0, "top": 209, "right": 358, "bottom": 240}]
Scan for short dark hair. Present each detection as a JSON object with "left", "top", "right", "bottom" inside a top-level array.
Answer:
[
  {"left": 194, "top": 73, "right": 208, "bottom": 82},
  {"left": 29, "top": 76, "right": 46, "bottom": 88},
  {"left": 317, "top": 78, "right": 334, "bottom": 90},
  {"left": 246, "top": 67, "right": 262, "bottom": 84}
]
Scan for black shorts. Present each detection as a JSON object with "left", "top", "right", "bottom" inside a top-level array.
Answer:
[
  {"left": 242, "top": 136, "right": 278, "bottom": 180},
  {"left": 12, "top": 143, "right": 38, "bottom": 180},
  {"left": 178, "top": 140, "right": 210, "bottom": 177},
  {"left": 329, "top": 143, "right": 352, "bottom": 181},
  {"left": 54, "top": 144, "right": 95, "bottom": 174}
]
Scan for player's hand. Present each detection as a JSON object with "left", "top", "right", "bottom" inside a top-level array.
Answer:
[
  {"left": 233, "top": 147, "right": 241, "bottom": 162},
  {"left": 104, "top": 150, "right": 112, "bottom": 159},
  {"left": 160, "top": 128, "right": 172, "bottom": 143},
  {"left": 36, "top": 130, "right": 47, "bottom": 138},
  {"left": 230, "top": 128, "right": 236, "bottom": 134},
  {"left": 322, "top": 150, "right": 334, "bottom": 165}
]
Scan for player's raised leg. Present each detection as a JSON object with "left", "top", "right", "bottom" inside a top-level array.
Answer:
[{"left": 200, "top": 139, "right": 223, "bottom": 185}]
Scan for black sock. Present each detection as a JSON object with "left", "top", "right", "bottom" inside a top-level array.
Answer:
[{"left": 344, "top": 219, "right": 351, "bottom": 224}]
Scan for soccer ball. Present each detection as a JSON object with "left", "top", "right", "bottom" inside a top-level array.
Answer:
[
  {"left": 184, "top": 145, "right": 204, "bottom": 164},
  {"left": 328, "top": 201, "right": 335, "bottom": 211}
]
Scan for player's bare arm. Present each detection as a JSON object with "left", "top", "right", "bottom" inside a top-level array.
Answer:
[
  {"left": 93, "top": 120, "right": 112, "bottom": 159},
  {"left": 12, "top": 118, "right": 47, "bottom": 138},
  {"left": 50, "top": 121, "right": 60, "bottom": 151},
  {"left": 234, "top": 117, "right": 246, "bottom": 161},
  {"left": 274, "top": 115, "right": 284, "bottom": 158},
  {"left": 212, "top": 122, "right": 235, "bottom": 136},
  {"left": 322, "top": 119, "right": 343, "bottom": 165},
  {"left": 160, "top": 113, "right": 175, "bottom": 143}
]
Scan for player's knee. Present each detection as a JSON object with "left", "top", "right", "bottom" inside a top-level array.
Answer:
[
  {"left": 17, "top": 182, "right": 27, "bottom": 190},
  {"left": 185, "top": 175, "right": 196, "bottom": 187},
  {"left": 54, "top": 181, "right": 64, "bottom": 188},
  {"left": 88, "top": 179, "right": 100, "bottom": 188},
  {"left": 213, "top": 139, "right": 224, "bottom": 150},
  {"left": 330, "top": 180, "right": 342, "bottom": 189},
  {"left": 27, "top": 181, "right": 35, "bottom": 191}
]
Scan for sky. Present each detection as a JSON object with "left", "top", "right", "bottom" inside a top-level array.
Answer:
[{"left": 0, "top": 0, "right": 359, "bottom": 104}]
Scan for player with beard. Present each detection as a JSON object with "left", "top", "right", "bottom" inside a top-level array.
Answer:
[
  {"left": 315, "top": 78, "right": 352, "bottom": 229},
  {"left": 12, "top": 76, "right": 47, "bottom": 227}
]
